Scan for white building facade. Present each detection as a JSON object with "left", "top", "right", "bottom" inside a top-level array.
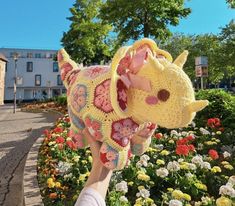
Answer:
[
  {"left": 0, "top": 54, "right": 8, "bottom": 105},
  {"left": 0, "top": 48, "right": 65, "bottom": 102}
]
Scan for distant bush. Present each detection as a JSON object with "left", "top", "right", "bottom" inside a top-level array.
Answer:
[
  {"left": 195, "top": 89, "right": 235, "bottom": 130},
  {"left": 54, "top": 95, "right": 67, "bottom": 106}
]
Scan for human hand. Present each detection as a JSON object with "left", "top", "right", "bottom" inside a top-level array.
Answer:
[{"left": 135, "top": 122, "right": 157, "bottom": 137}]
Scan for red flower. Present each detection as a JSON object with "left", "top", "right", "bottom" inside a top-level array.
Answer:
[
  {"left": 43, "top": 129, "right": 52, "bottom": 139},
  {"left": 208, "top": 149, "right": 219, "bottom": 160},
  {"left": 155, "top": 133, "right": 163, "bottom": 139},
  {"left": 65, "top": 117, "right": 70, "bottom": 123},
  {"left": 176, "top": 145, "right": 189, "bottom": 156},
  {"left": 58, "top": 143, "right": 64, "bottom": 150},
  {"left": 188, "top": 144, "right": 195, "bottom": 152},
  {"left": 186, "top": 135, "right": 194, "bottom": 141},
  {"left": 54, "top": 127, "right": 63, "bottom": 133},
  {"left": 66, "top": 140, "right": 78, "bottom": 150},
  {"left": 207, "top": 118, "right": 221, "bottom": 128},
  {"left": 176, "top": 138, "right": 188, "bottom": 145},
  {"left": 56, "top": 136, "right": 65, "bottom": 144}
]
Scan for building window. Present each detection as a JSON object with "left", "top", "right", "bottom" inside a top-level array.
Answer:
[
  {"left": 53, "top": 62, "right": 59, "bottom": 72},
  {"left": 27, "top": 53, "right": 33, "bottom": 58},
  {"left": 35, "top": 53, "right": 41, "bottom": 58},
  {"left": 57, "top": 75, "right": 63, "bottom": 85},
  {"left": 35, "top": 75, "right": 41, "bottom": 86},
  {"left": 27, "top": 62, "right": 33, "bottom": 72}
]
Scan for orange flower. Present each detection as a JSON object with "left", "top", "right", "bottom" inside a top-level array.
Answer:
[{"left": 49, "top": 193, "right": 57, "bottom": 199}]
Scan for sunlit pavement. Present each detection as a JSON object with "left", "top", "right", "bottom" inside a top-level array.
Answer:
[{"left": 0, "top": 104, "right": 61, "bottom": 206}]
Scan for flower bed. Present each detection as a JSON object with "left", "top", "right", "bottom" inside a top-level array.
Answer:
[{"left": 38, "top": 116, "right": 235, "bottom": 206}]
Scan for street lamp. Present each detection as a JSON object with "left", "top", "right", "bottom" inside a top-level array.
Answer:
[{"left": 13, "top": 52, "right": 19, "bottom": 113}]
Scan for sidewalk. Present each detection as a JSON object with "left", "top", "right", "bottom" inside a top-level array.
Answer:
[{"left": 0, "top": 104, "right": 61, "bottom": 206}]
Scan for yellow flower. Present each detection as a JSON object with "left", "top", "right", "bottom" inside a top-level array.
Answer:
[
  {"left": 135, "top": 198, "right": 142, "bottom": 204},
  {"left": 167, "top": 188, "right": 174, "bottom": 192},
  {"left": 180, "top": 163, "right": 189, "bottom": 170},
  {"left": 160, "top": 150, "right": 170, "bottom": 156},
  {"left": 81, "top": 160, "right": 87, "bottom": 164},
  {"left": 79, "top": 174, "right": 87, "bottom": 181},
  {"left": 194, "top": 183, "right": 207, "bottom": 191},
  {"left": 86, "top": 171, "right": 90, "bottom": 176},
  {"left": 186, "top": 204, "right": 192, "bottom": 206},
  {"left": 216, "top": 131, "right": 222, "bottom": 135},
  {"left": 147, "top": 147, "right": 157, "bottom": 153},
  {"left": 138, "top": 186, "right": 145, "bottom": 191},
  {"left": 221, "top": 161, "right": 230, "bottom": 165},
  {"left": 146, "top": 197, "right": 154, "bottom": 204},
  {"left": 47, "top": 178, "right": 55, "bottom": 188},
  {"left": 205, "top": 141, "right": 217, "bottom": 145},
  {"left": 168, "top": 139, "right": 175, "bottom": 144},
  {"left": 128, "top": 181, "right": 134, "bottom": 186},
  {"left": 224, "top": 164, "right": 234, "bottom": 170},
  {"left": 134, "top": 204, "right": 142, "bottom": 206},
  {"left": 211, "top": 166, "right": 222, "bottom": 173},
  {"left": 88, "top": 156, "right": 93, "bottom": 163},
  {"left": 172, "top": 189, "right": 184, "bottom": 199},
  {"left": 216, "top": 196, "right": 232, "bottom": 206},
  {"left": 156, "top": 159, "right": 165, "bottom": 165},
  {"left": 55, "top": 182, "right": 61, "bottom": 188},
  {"left": 183, "top": 193, "right": 191, "bottom": 201},
  {"left": 137, "top": 173, "right": 150, "bottom": 181}
]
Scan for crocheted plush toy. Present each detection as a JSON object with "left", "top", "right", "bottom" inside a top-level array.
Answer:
[{"left": 58, "top": 38, "right": 208, "bottom": 170}]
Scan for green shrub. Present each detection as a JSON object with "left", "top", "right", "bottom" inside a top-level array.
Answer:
[
  {"left": 54, "top": 95, "right": 67, "bottom": 106},
  {"left": 195, "top": 89, "right": 235, "bottom": 130}
]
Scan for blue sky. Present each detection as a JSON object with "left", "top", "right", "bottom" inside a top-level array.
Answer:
[{"left": 0, "top": 0, "right": 234, "bottom": 50}]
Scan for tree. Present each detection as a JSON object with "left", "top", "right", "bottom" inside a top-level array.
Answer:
[
  {"left": 100, "top": 0, "right": 191, "bottom": 44},
  {"left": 226, "top": 0, "right": 235, "bottom": 8},
  {"left": 61, "top": 0, "right": 112, "bottom": 65}
]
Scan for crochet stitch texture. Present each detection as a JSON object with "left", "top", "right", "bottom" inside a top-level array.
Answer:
[{"left": 58, "top": 38, "right": 208, "bottom": 170}]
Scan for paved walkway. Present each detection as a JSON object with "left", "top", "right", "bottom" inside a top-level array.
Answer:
[{"left": 0, "top": 104, "right": 61, "bottom": 206}]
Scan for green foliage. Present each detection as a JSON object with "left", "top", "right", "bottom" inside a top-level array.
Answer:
[
  {"left": 226, "top": 0, "right": 235, "bottom": 8},
  {"left": 195, "top": 89, "right": 235, "bottom": 130},
  {"left": 100, "top": 0, "right": 191, "bottom": 44},
  {"left": 54, "top": 95, "right": 67, "bottom": 106},
  {"left": 61, "top": 0, "right": 112, "bottom": 65}
]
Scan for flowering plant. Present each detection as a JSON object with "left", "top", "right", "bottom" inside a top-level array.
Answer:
[{"left": 38, "top": 115, "right": 235, "bottom": 206}]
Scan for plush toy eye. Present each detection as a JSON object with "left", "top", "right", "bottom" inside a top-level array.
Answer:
[{"left": 157, "top": 89, "right": 170, "bottom": 102}]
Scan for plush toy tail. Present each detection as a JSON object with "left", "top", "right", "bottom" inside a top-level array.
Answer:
[{"left": 57, "top": 49, "right": 81, "bottom": 89}]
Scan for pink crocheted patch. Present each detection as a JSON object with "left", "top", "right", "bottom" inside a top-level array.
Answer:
[
  {"left": 57, "top": 51, "right": 63, "bottom": 62},
  {"left": 117, "top": 79, "right": 128, "bottom": 111},
  {"left": 60, "top": 63, "right": 73, "bottom": 80},
  {"left": 111, "top": 118, "right": 139, "bottom": 147},
  {"left": 100, "top": 143, "right": 118, "bottom": 169},
  {"left": 83, "top": 66, "right": 109, "bottom": 79},
  {"left": 94, "top": 79, "right": 113, "bottom": 113},
  {"left": 71, "top": 84, "right": 87, "bottom": 112},
  {"left": 68, "top": 130, "right": 85, "bottom": 149},
  {"left": 67, "top": 70, "right": 80, "bottom": 86},
  {"left": 85, "top": 116, "right": 103, "bottom": 141}
]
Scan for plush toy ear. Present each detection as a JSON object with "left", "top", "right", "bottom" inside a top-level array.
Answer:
[
  {"left": 110, "top": 38, "right": 161, "bottom": 117},
  {"left": 57, "top": 49, "right": 81, "bottom": 88}
]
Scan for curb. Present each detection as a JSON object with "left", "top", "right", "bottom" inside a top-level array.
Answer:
[{"left": 23, "top": 134, "right": 44, "bottom": 206}]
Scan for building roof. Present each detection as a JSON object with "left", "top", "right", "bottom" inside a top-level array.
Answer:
[{"left": 0, "top": 53, "right": 8, "bottom": 62}]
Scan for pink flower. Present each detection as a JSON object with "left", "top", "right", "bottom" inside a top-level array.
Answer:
[
  {"left": 71, "top": 85, "right": 87, "bottom": 112},
  {"left": 111, "top": 118, "right": 138, "bottom": 147},
  {"left": 106, "top": 151, "right": 117, "bottom": 161},
  {"left": 94, "top": 79, "right": 113, "bottom": 113},
  {"left": 84, "top": 66, "right": 109, "bottom": 79},
  {"left": 85, "top": 117, "right": 103, "bottom": 141}
]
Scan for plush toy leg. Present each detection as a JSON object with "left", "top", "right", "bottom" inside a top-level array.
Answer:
[
  {"left": 130, "top": 122, "right": 156, "bottom": 155},
  {"left": 99, "top": 142, "right": 130, "bottom": 170}
]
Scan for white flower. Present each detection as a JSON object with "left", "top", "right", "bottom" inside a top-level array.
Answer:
[
  {"left": 185, "top": 172, "right": 193, "bottom": 178},
  {"left": 191, "top": 155, "right": 203, "bottom": 165},
  {"left": 219, "top": 184, "right": 235, "bottom": 197},
  {"left": 228, "top": 176, "right": 235, "bottom": 186},
  {"left": 167, "top": 161, "right": 180, "bottom": 172},
  {"left": 188, "top": 163, "right": 197, "bottom": 170},
  {"left": 64, "top": 173, "right": 73, "bottom": 179},
  {"left": 136, "top": 161, "right": 143, "bottom": 168},
  {"left": 197, "top": 143, "right": 204, "bottom": 150},
  {"left": 170, "top": 130, "right": 179, "bottom": 136},
  {"left": 136, "top": 188, "right": 150, "bottom": 198},
  {"left": 155, "top": 144, "right": 164, "bottom": 150},
  {"left": 169, "top": 199, "right": 183, "bottom": 206},
  {"left": 177, "top": 158, "right": 184, "bottom": 163},
  {"left": 191, "top": 121, "right": 196, "bottom": 128},
  {"left": 200, "top": 162, "right": 211, "bottom": 170},
  {"left": 119, "top": 196, "right": 128, "bottom": 202},
  {"left": 199, "top": 127, "right": 210, "bottom": 135},
  {"left": 223, "top": 151, "right": 231, "bottom": 158},
  {"left": 212, "top": 132, "right": 215, "bottom": 136},
  {"left": 201, "top": 196, "right": 211, "bottom": 204},
  {"left": 57, "top": 161, "right": 72, "bottom": 174},
  {"left": 115, "top": 181, "right": 128, "bottom": 193},
  {"left": 140, "top": 154, "right": 150, "bottom": 162},
  {"left": 156, "top": 168, "right": 169, "bottom": 178},
  {"left": 181, "top": 131, "right": 188, "bottom": 136}
]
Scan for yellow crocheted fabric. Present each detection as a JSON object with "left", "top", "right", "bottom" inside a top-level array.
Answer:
[{"left": 58, "top": 38, "right": 208, "bottom": 170}]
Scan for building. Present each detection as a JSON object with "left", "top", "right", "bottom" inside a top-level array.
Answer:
[
  {"left": 0, "top": 53, "right": 8, "bottom": 105},
  {"left": 0, "top": 48, "right": 66, "bottom": 102}
]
